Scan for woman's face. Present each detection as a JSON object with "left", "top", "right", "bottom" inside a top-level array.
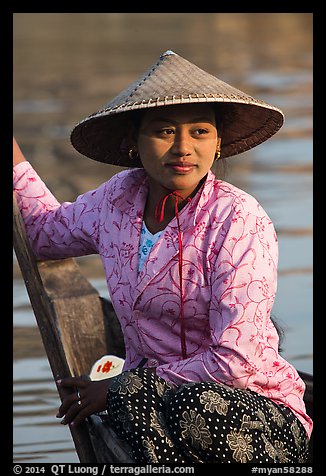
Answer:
[{"left": 136, "top": 103, "right": 220, "bottom": 197}]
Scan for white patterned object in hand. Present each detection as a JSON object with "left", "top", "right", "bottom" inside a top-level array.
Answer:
[{"left": 89, "top": 355, "right": 125, "bottom": 381}]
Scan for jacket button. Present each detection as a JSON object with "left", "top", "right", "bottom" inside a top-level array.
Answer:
[{"left": 149, "top": 359, "right": 158, "bottom": 366}]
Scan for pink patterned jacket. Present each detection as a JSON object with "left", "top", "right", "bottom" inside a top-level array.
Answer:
[{"left": 13, "top": 161, "right": 312, "bottom": 437}]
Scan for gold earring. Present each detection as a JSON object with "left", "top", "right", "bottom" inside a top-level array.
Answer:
[
  {"left": 214, "top": 150, "right": 221, "bottom": 161},
  {"left": 128, "top": 148, "right": 139, "bottom": 161}
]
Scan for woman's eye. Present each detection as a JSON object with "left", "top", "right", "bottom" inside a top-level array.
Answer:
[
  {"left": 159, "top": 128, "right": 174, "bottom": 135},
  {"left": 195, "top": 128, "right": 209, "bottom": 135},
  {"left": 154, "top": 126, "right": 210, "bottom": 136}
]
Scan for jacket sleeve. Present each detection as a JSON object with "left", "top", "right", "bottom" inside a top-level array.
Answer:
[
  {"left": 156, "top": 207, "right": 281, "bottom": 392},
  {"left": 13, "top": 161, "right": 106, "bottom": 259}
]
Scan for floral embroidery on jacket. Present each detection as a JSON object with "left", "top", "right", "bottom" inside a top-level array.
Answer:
[
  {"left": 142, "top": 437, "right": 159, "bottom": 463},
  {"left": 266, "top": 401, "right": 286, "bottom": 427},
  {"left": 261, "top": 434, "right": 291, "bottom": 463},
  {"left": 109, "top": 372, "right": 143, "bottom": 395},
  {"left": 291, "top": 420, "right": 303, "bottom": 450},
  {"left": 179, "top": 409, "right": 212, "bottom": 449},
  {"left": 199, "top": 389, "right": 230, "bottom": 415},
  {"left": 226, "top": 429, "right": 254, "bottom": 463},
  {"left": 117, "top": 405, "right": 135, "bottom": 431},
  {"left": 150, "top": 410, "right": 174, "bottom": 447}
]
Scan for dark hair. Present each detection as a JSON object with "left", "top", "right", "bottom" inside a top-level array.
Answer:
[
  {"left": 128, "top": 109, "right": 145, "bottom": 131},
  {"left": 270, "top": 314, "right": 285, "bottom": 353},
  {"left": 125, "top": 110, "right": 144, "bottom": 167}
]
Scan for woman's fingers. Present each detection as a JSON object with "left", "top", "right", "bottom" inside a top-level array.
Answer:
[
  {"left": 57, "top": 376, "right": 90, "bottom": 388},
  {"left": 58, "top": 394, "right": 99, "bottom": 427},
  {"left": 56, "top": 391, "right": 80, "bottom": 418},
  {"left": 60, "top": 398, "right": 90, "bottom": 426},
  {"left": 67, "top": 403, "right": 95, "bottom": 427},
  {"left": 55, "top": 377, "right": 111, "bottom": 426},
  {"left": 56, "top": 376, "right": 91, "bottom": 417}
]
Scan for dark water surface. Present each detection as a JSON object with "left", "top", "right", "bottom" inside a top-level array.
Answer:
[{"left": 13, "top": 13, "right": 312, "bottom": 463}]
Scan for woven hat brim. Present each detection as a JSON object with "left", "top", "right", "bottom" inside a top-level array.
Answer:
[
  {"left": 71, "top": 99, "right": 283, "bottom": 166},
  {"left": 70, "top": 51, "right": 284, "bottom": 166}
]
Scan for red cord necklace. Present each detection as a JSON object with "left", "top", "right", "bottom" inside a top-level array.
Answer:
[{"left": 155, "top": 191, "right": 191, "bottom": 360}]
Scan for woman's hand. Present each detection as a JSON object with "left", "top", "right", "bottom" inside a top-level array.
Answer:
[
  {"left": 56, "top": 376, "right": 112, "bottom": 427},
  {"left": 13, "top": 137, "right": 26, "bottom": 166}
]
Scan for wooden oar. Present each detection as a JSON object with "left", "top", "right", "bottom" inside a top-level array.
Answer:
[{"left": 13, "top": 194, "right": 97, "bottom": 463}]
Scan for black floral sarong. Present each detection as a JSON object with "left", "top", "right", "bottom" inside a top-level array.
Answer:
[{"left": 106, "top": 367, "right": 309, "bottom": 463}]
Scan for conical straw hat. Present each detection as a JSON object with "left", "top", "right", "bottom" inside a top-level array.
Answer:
[{"left": 71, "top": 50, "right": 284, "bottom": 166}]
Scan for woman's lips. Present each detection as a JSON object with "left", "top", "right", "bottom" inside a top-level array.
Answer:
[{"left": 165, "top": 162, "right": 197, "bottom": 174}]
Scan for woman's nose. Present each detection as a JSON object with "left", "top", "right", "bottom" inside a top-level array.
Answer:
[{"left": 170, "top": 131, "right": 192, "bottom": 156}]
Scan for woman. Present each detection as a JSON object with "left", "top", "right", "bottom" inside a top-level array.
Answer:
[{"left": 13, "top": 50, "right": 312, "bottom": 463}]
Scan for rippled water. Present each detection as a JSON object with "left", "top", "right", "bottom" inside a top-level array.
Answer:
[{"left": 13, "top": 13, "right": 312, "bottom": 463}]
